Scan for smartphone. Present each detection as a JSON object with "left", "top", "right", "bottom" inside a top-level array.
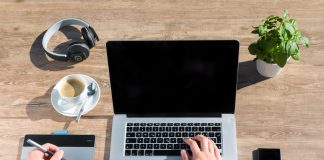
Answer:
[{"left": 257, "top": 148, "right": 281, "bottom": 160}]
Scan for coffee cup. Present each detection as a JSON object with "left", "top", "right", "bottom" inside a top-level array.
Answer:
[{"left": 55, "top": 74, "right": 88, "bottom": 110}]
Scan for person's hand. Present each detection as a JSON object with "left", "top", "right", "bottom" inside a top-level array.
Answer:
[
  {"left": 28, "top": 143, "right": 64, "bottom": 160},
  {"left": 181, "top": 135, "right": 222, "bottom": 160}
]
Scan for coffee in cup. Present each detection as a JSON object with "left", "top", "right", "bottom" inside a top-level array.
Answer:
[{"left": 56, "top": 74, "right": 88, "bottom": 110}]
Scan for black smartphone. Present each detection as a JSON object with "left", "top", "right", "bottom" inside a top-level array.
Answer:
[{"left": 257, "top": 148, "right": 281, "bottom": 160}]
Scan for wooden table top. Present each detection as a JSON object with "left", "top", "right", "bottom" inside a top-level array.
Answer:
[{"left": 1, "top": 0, "right": 324, "bottom": 159}]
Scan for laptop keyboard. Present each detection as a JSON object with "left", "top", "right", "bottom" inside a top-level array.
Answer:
[{"left": 124, "top": 122, "right": 222, "bottom": 156}]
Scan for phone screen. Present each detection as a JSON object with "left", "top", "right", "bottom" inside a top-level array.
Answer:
[{"left": 258, "top": 148, "right": 281, "bottom": 160}]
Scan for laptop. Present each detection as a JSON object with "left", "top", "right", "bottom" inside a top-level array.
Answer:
[{"left": 108, "top": 40, "right": 239, "bottom": 160}]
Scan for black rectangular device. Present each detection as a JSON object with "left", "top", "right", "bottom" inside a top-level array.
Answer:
[{"left": 257, "top": 148, "right": 281, "bottom": 160}]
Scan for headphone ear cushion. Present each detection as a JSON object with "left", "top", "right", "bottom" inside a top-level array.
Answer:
[
  {"left": 81, "top": 27, "right": 95, "bottom": 49},
  {"left": 67, "top": 42, "right": 90, "bottom": 62}
]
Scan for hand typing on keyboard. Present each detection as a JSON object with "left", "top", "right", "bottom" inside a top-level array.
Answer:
[{"left": 181, "top": 135, "right": 222, "bottom": 160}]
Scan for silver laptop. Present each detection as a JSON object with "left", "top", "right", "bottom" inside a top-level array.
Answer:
[
  {"left": 108, "top": 40, "right": 239, "bottom": 160},
  {"left": 20, "top": 135, "right": 95, "bottom": 160}
]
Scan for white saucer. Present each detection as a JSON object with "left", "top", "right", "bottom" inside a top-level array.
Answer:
[{"left": 51, "top": 74, "right": 101, "bottom": 117}]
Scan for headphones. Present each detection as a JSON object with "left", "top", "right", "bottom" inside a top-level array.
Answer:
[{"left": 42, "top": 18, "right": 99, "bottom": 62}]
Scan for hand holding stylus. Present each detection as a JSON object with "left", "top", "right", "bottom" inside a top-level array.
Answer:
[{"left": 27, "top": 139, "right": 65, "bottom": 160}]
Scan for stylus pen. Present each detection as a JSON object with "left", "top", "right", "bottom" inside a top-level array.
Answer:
[{"left": 27, "top": 139, "right": 66, "bottom": 160}]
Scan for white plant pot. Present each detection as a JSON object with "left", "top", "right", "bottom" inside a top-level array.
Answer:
[{"left": 256, "top": 59, "right": 282, "bottom": 77}]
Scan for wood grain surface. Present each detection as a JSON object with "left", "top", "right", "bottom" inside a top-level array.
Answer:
[{"left": 0, "top": 0, "right": 324, "bottom": 159}]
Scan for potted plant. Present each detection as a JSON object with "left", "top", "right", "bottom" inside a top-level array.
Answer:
[{"left": 248, "top": 10, "right": 310, "bottom": 77}]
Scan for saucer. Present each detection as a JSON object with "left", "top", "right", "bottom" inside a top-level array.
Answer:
[{"left": 51, "top": 74, "right": 101, "bottom": 117}]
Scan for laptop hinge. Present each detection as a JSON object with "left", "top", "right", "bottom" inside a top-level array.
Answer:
[{"left": 126, "top": 113, "right": 222, "bottom": 118}]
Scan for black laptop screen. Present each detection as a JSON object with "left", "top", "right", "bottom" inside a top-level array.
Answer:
[{"left": 107, "top": 41, "right": 239, "bottom": 115}]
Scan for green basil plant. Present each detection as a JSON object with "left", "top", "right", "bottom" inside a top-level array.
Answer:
[{"left": 248, "top": 10, "right": 310, "bottom": 67}]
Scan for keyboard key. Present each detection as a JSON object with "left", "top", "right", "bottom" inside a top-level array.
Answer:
[
  {"left": 144, "top": 138, "right": 150, "bottom": 143},
  {"left": 208, "top": 123, "right": 214, "bottom": 126},
  {"left": 205, "top": 127, "right": 211, "bottom": 131},
  {"left": 209, "top": 132, "right": 214, "bottom": 137},
  {"left": 131, "top": 150, "right": 137, "bottom": 156},
  {"left": 199, "top": 127, "right": 204, "bottom": 131},
  {"left": 154, "top": 150, "right": 181, "bottom": 156},
  {"left": 147, "top": 123, "right": 153, "bottom": 126},
  {"left": 161, "top": 144, "right": 166, "bottom": 149},
  {"left": 140, "top": 127, "right": 145, "bottom": 131},
  {"left": 181, "top": 144, "right": 187, "bottom": 149},
  {"left": 154, "top": 123, "right": 160, "bottom": 126},
  {"left": 188, "top": 123, "right": 193, "bottom": 126},
  {"left": 185, "top": 127, "right": 191, "bottom": 131},
  {"left": 171, "top": 138, "right": 176, "bottom": 143},
  {"left": 154, "top": 144, "right": 159, "bottom": 149},
  {"left": 138, "top": 150, "right": 144, "bottom": 156},
  {"left": 216, "top": 144, "right": 221, "bottom": 149},
  {"left": 134, "top": 123, "right": 139, "bottom": 126},
  {"left": 125, "top": 144, "right": 133, "bottom": 149},
  {"left": 174, "top": 123, "right": 180, "bottom": 126},
  {"left": 140, "top": 123, "right": 146, "bottom": 126},
  {"left": 192, "top": 127, "right": 198, "bottom": 131},
  {"left": 137, "top": 138, "right": 143, "bottom": 143},
  {"left": 162, "top": 133, "right": 168, "bottom": 137},
  {"left": 164, "top": 138, "right": 170, "bottom": 143},
  {"left": 127, "top": 123, "right": 133, "bottom": 126},
  {"left": 153, "top": 127, "right": 158, "bottom": 131},
  {"left": 217, "top": 137, "right": 221, "bottom": 143},
  {"left": 181, "top": 123, "right": 187, "bottom": 126},
  {"left": 179, "top": 127, "right": 185, "bottom": 131},
  {"left": 133, "top": 127, "right": 139, "bottom": 131},
  {"left": 172, "top": 127, "right": 178, "bottom": 131},
  {"left": 126, "top": 127, "right": 132, "bottom": 131},
  {"left": 174, "top": 144, "right": 180, "bottom": 149},
  {"left": 166, "top": 127, "right": 171, "bottom": 131},
  {"left": 182, "top": 132, "right": 188, "bottom": 137},
  {"left": 147, "top": 144, "right": 153, "bottom": 149},
  {"left": 216, "top": 133, "right": 221, "bottom": 137},
  {"left": 151, "top": 138, "right": 156, "bottom": 143},
  {"left": 161, "top": 123, "right": 166, "bottom": 126},
  {"left": 189, "top": 132, "right": 195, "bottom": 137},
  {"left": 201, "top": 123, "right": 207, "bottom": 126},
  {"left": 194, "top": 123, "right": 200, "bottom": 126},
  {"left": 145, "top": 150, "right": 153, "bottom": 156},
  {"left": 126, "top": 138, "right": 136, "bottom": 143},
  {"left": 136, "top": 133, "right": 142, "bottom": 137},
  {"left": 126, "top": 133, "right": 135, "bottom": 137},
  {"left": 156, "top": 133, "right": 162, "bottom": 137},
  {"left": 143, "top": 133, "right": 148, "bottom": 137},
  {"left": 159, "top": 127, "right": 165, "bottom": 131},
  {"left": 212, "top": 127, "right": 221, "bottom": 131},
  {"left": 134, "top": 144, "right": 139, "bottom": 149},
  {"left": 175, "top": 132, "right": 181, "bottom": 137},
  {"left": 202, "top": 132, "right": 208, "bottom": 137},
  {"left": 146, "top": 127, "right": 152, "bottom": 131},
  {"left": 167, "top": 123, "right": 173, "bottom": 126},
  {"left": 149, "top": 133, "right": 155, "bottom": 137},
  {"left": 215, "top": 123, "right": 221, "bottom": 126},
  {"left": 167, "top": 144, "right": 173, "bottom": 149},
  {"left": 140, "top": 144, "right": 146, "bottom": 149},
  {"left": 177, "top": 138, "right": 183, "bottom": 143},
  {"left": 169, "top": 133, "right": 175, "bottom": 137},
  {"left": 157, "top": 138, "right": 163, "bottom": 143},
  {"left": 125, "top": 150, "right": 131, "bottom": 156}
]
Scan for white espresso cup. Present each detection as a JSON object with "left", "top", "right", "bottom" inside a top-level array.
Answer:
[{"left": 56, "top": 74, "right": 88, "bottom": 111}]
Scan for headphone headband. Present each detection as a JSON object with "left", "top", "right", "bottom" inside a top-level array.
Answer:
[{"left": 42, "top": 18, "right": 91, "bottom": 60}]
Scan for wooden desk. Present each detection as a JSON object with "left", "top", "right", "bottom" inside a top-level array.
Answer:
[{"left": 1, "top": 0, "right": 323, "bottom": 159}]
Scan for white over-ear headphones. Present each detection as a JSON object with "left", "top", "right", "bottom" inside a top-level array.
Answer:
[{"left": 42, "top": 18, "right": 99, "bottom": 62}]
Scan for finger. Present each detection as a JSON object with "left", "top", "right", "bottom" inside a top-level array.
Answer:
[
  {"left": 42, "top": 143, "right": 60, "bottom": 152},
  {"left": 214, "top": 144, "right": 222, "bottom": 160},
  {"left": 191, "top": 135, "right": 209, "bottom": 152},
  {"left": 180, "top": 149, "right": 189, "bottom": 160},
  {"left": 184, "top": 138, "right": 200, "bottom": 154},
  {"left": 28, "top": 149, "right": 45, "bottom": 160},
  {"left": 208, "top": 138, "right": 215, "bottom": 154},
  {"left": 50, "top": 150, "right": 64, "bottom": 160}
]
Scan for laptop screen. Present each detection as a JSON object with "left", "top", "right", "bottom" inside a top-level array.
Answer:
[{"left": 107, "top": 40, "right": 239, "bottom": 115}]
